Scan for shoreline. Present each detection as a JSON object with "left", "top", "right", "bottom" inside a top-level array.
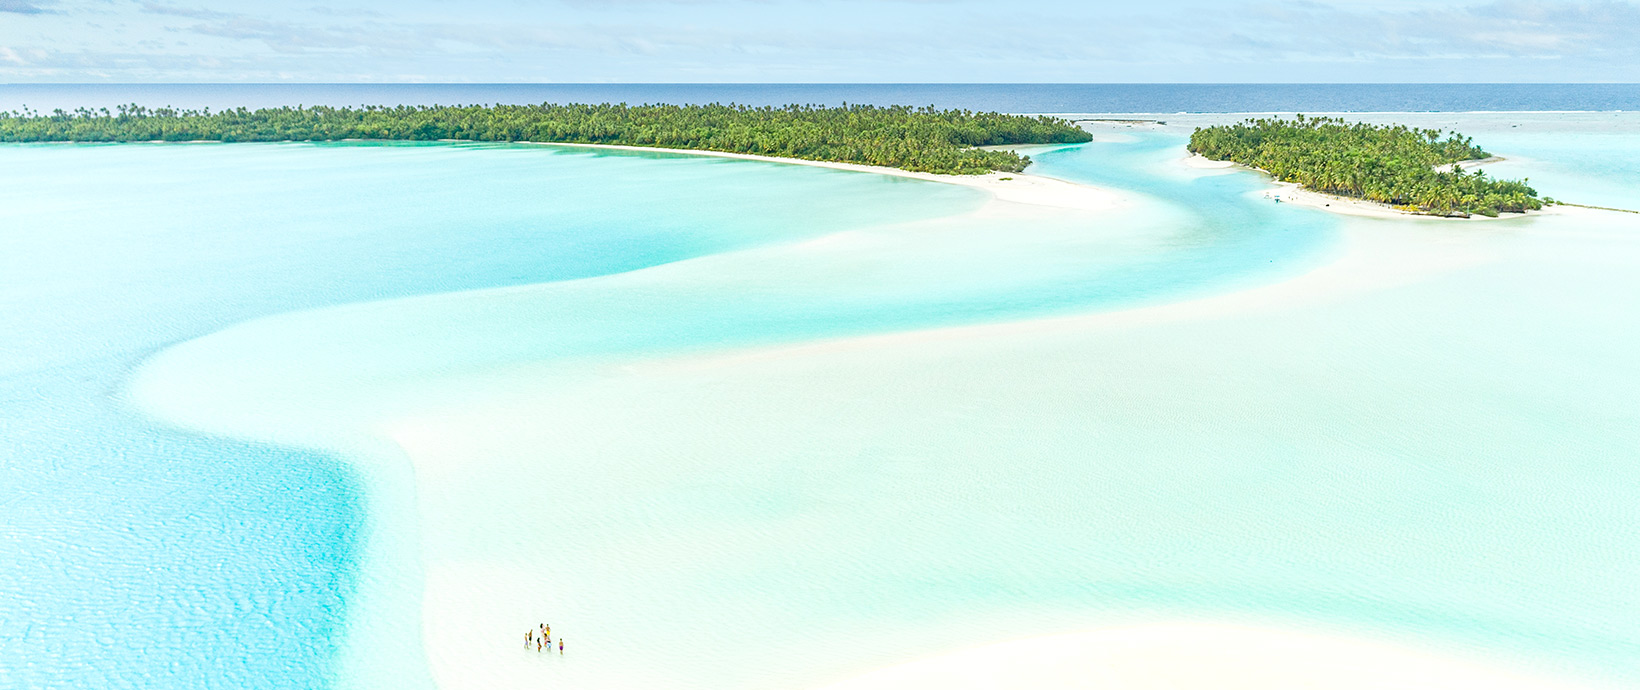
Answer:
[
  {"left": 1182, "top": 153, "right": 1548, "bottom": 221},
  {"left": 528, "top": 141, "right": 1124, "bottom": 212}
]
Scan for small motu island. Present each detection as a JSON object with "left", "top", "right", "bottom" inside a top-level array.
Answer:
[
  {"left": 1189, "top": 115, "right": 1544, "bottom": 217},
  {"left": 0, "top": 102, "right": 1093, "bottom": 175}
]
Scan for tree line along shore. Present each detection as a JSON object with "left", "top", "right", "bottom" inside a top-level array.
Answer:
[
  {"left": 1188, "top": 115, "right": 1543, "bottom": 217},
  {"left": 0, "top": 102, "right": 1093, "bottom": 175},
  {"left": 2, "top": 105, "right": 1550, "bottom": 215}
]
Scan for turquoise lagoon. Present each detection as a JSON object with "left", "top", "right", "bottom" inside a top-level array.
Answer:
[
  {"left": 5, "top": 115, "right": 1640, "bottom": 689},
  {"left": 0, "top": 142, "right": 987, "bottom": 688}
]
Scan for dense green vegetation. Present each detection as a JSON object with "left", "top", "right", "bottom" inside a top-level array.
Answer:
[
  {"left": 0, "top": 102, "right": 1093, "bottom": 175},
  {"left": 1189, "top": 115, "right": 1542, "bottom": 217}
]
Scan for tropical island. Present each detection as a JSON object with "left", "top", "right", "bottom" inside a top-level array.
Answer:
[
  {"left": 0, "top": 102, "right": 1093, "bottom": 175},
  {"left": 1188, "top": 115, "right": 1543, "bottom": 217}
]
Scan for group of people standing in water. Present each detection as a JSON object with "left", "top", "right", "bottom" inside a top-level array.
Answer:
[{"left": 525, "top": 623, "right": 563, "bottom": 654}]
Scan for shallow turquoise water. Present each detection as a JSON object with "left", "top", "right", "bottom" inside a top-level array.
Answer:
[
  {"left": 7, "top": 120, "right": 1639, "bottom": 689},
  {"left": 0, "top": 142, "right": 984, "bottom": 688}
]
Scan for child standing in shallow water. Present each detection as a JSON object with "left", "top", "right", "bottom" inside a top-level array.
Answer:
[{"left": 558, "top": 638, "right": 564, "bottom": 654}]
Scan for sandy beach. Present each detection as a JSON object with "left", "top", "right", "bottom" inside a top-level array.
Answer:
[{"left": 533, "top": 142, "right": 1126, "bottom": 211}]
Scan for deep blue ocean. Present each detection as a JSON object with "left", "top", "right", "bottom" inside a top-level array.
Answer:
[{"left": 2, "top": 83, "right": 1638, "bottom": 113}]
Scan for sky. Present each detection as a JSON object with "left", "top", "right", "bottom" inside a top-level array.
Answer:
[{"left": 1, "top": 0, "right": 1638, "bottom": 83}]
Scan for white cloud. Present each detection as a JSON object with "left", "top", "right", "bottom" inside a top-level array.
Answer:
[
  {"left": 1, "top": 0, "right": 1637, "bottom": 82},
  {"left": 0, "top": 0, "right": 54, "bottom": 14}
]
